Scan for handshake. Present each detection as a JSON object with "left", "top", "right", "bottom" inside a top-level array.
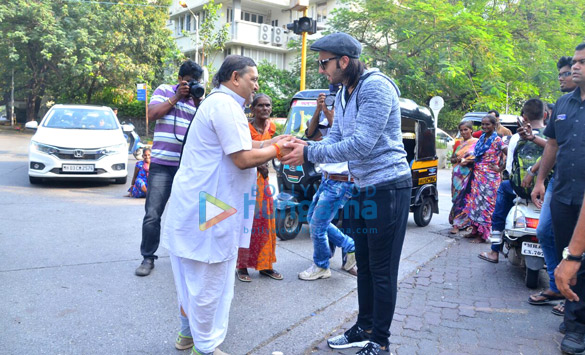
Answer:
[{"left": 269, "top": 135, "right": 308, "bottom": 168}]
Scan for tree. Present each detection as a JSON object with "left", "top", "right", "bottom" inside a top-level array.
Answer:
[
  {"left": 197, "top": 0, "right": 230, "bottom": 65},
  {"left": 0, "top": 0, "right": 181, "bottom": 121},
  {"left": 329, "top": 0, "right": 585, "bottom": 129}
]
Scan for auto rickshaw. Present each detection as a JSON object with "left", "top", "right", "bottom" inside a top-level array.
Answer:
[{"left": 272, "top": 90, "right": 439, "bottom": 241}]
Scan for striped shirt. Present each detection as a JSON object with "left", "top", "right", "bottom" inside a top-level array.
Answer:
[{"left": 149, "top": 84, "right": 197, "bottom": 166}]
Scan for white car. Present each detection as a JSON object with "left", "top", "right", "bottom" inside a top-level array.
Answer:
[{"left": 26, "top": 105, "right": 128, "bottom": 185}]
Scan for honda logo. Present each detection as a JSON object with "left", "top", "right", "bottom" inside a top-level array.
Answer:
[{"left": 73, "top": 149, "right": 84, "bottom": 158}]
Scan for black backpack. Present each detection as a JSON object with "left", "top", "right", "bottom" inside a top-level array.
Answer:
[{"left": 510, "top": 131, "right": 551, "bottom": 199}]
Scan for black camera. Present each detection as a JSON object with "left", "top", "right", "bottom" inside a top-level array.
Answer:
[
  {"left": 188, "top": 80, "right": 205, "bottom": 98},
  {"left": 324, "top": 84, "right": 341, "bottom": 108}
]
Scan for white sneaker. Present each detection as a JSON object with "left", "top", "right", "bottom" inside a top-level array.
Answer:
[
  {"left": 489, "top": 231, "right": 502, "bottom": 244},
  {"left": 298, "top": 264, "right": 331, "bottom": 280},
  {"left": 343, "top": 252, "right": 357, "bottom": 271}
]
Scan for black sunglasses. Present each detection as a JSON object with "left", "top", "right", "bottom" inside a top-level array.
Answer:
[{"left": 318, "top": 57, "right": 339, "bottom": 70}]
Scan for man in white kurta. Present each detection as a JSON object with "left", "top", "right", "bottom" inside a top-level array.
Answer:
[{"left": 161, "top": 77, "right": 257, "bottom": 354}]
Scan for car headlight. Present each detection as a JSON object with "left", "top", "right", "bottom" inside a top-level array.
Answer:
[
  {"left": 100, "top": 143, "right": 126, "bottom": 156},
  {"left": 31, "top": 141, "right": 58, "bottom": 155}
]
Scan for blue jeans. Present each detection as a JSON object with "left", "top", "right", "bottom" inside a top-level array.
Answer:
[
  {"left": 536, "top": 178, "right": 559, "bottom": 293},
  {"left": 141, "top": 163, "right": 178, "bottom": 260},
  {"left": 307, "top": 179, "right": 355, "bottom": 269},
  {"left": 491, "top": 180, "right": 516, "bottom": 253}
]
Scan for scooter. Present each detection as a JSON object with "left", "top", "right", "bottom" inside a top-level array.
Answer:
[
  {"left": 121, "top": 122, "right": 149, "bottom": 160},
  {"left": 502, "top": 197, "right": 545, "bottom": 289}
]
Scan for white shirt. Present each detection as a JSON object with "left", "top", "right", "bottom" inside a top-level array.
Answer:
[
  {"left": 317, "top": 112, "right": 350, "bottom": 175},
  {"left": 161, "top": 85, "right": 257, "bottom": 263}
]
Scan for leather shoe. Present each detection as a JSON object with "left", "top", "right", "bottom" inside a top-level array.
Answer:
[
  {"left": 135, "top": 258, "right": 154, "bottom": 277},
  {"left": 346, "top": 265, "right": 358, "bottom": 276},
  {"left": 561, "top": 332, "right": 585, "bottom": 354}
]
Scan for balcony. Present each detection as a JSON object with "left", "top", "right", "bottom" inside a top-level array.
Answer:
[{"left": 228, "top": 20, "right": 289, "bottom": 51}]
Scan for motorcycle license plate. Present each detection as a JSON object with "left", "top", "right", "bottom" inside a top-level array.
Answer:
[{"left": 521, "top": 242, "right": 543, "bottom": 257}]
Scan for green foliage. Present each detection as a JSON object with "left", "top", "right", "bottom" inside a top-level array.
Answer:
[
  {"left": 274, "top": 121, "right": 285, "bottom": 136},
  {"left": 257, "top": 61, "right": 299, "bottom": 117},
  {"left": 329, "top": 0, "right": 585, "bottom": 130},
  {"left": 0, "top": 0, "right": 181, "bottom": 120},
  {"left": 199, "top": 0, "right": 230, "bottom": 65}
]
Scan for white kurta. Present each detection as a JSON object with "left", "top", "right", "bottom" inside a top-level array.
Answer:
[{"left": 161, "top": 85, "right": 257, "bottom": 263}]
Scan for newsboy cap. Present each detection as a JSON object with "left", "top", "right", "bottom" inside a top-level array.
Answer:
[{"left": 309, "top": 32, "right": 362, "bottom": 59}]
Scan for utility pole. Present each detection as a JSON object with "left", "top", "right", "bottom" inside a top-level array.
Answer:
[{"left": 11, "top": 68, "right": 15, "bottom": 127}]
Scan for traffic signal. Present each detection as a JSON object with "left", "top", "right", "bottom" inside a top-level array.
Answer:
[{"left": 286, "top": 17, "right": 317, "bottom": 35}]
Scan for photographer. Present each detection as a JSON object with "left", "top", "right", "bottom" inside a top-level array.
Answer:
[
  {"left": 135, "top": 59, "right": 204, "bottom": 277},
  {"left": 282, "top": 32, "right": 411, "bottom": 355}
]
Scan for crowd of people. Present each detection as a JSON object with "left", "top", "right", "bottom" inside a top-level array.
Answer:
[
  {"left": 448, "top": 44, "right": 585, "bottom": 355},
  {"left": 123, "top": 32, "right": 585, "bottom": 355}
]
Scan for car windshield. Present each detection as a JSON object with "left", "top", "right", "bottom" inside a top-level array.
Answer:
[
  {"left": 42, "top": 107, "right": 119, "bottom": 130},
  {"left": 284, "top": 100, "right": 317, "bottom": 138}
]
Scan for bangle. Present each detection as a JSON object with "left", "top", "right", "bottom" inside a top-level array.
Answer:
[
  {"left": 272, "top": 143, "right": 283, "bottom": 160},
  {"left": 167, "top": 98, "right": 174, "bottom": 106},
  {"left": 260, "top": 140, "right": 265, "bottom": 149}
]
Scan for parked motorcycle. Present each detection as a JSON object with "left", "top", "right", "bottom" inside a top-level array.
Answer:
[
  {"left": 502, "top": 197, "right": 545, "bottom": 289},
  {"left": 121, "top": 122, "right": 149, "bottom": 160}
]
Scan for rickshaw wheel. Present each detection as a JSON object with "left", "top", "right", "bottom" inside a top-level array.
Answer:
[
  {"left": 276, "top": 208, "right": 302, "bottom": 241},
  {"left": 413, "top": 197, "right": 433, "bottom": 227}
]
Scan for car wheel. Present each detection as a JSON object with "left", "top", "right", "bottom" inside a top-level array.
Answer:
[
  {"left": 29, "top": 176, "right": 42, "bottom": 185},
  {"left": 413, "top": 197, "right": 433, "bottom": 227},
  {"left": 115, "top": 176, "right": 127, "bottom": 184},
  {"left": 275, "top": 208, "right": 302, "bottom": 241}
]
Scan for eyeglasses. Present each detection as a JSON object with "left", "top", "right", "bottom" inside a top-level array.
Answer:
[
  {"left": 558, "top": 71, "right": 572, "bottom": 78},
  {"left": 318, "top": 57, "right": 339, "bottom": 70},
  {"left": 571, "top": 58, "right": 585, "bottom": 66}
]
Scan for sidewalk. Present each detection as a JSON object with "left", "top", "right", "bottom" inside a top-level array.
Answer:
[{"left": 310, "top": 235, "right": 563, "bottom": 354}]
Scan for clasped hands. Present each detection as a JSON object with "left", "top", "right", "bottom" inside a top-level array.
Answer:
[{"left": 271, "top": 135, "right": 308, "bottom": 167}]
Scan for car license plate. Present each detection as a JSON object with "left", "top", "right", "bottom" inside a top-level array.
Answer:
[
  {"left": 418, "top": 176, "right": 436, "bottom": 185},
  {"left": 521, "top": 241, "right": 543, "bottom": 257},
  {"left": 62, "top": 164, "right": 95, "bottom": 172}
]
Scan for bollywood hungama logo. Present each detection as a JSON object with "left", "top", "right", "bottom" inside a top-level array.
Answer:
[{"left": 199, "top": 192, "right": 237, "bottom": 231}]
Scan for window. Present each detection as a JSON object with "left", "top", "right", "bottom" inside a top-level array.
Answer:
[
  {"left": 186, "top": 14, "right": 191, "bottom": 32},
  {"left": 179, "top": 17, "right": 184, "bottom": 34},
  {"left": 227, "top": 8, "right": 233, "bottom": 22},
  {"left": 316, "top": 3, "right": 327, "bottom": 22},
  {"left": 240, "top": 10, "right": 264, "bottom": 24},
  {"left": 271, "top": 19, "right": 278, "bottom": 27}
]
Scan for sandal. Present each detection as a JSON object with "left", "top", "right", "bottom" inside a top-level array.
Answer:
[
  {"left": 478, "top": 251, "right": 498, "bottom": 263},
  {"left": 470, "top": 237, "right": 487, "bottom": 244},
  {"left": 528, "top": 291, "right": 565, "bottom": 305},
  {"left": 552, "top": 301, "right": 565, "bottom": 316},
  {"left": 236, "top": 268, "right": 251, "bottom": 282},
  {"left": 449, "top": 227, "right": 459, "bottom": 235},
  {"left": 259, "top": 269, "right": 283, "bottom": 280}
]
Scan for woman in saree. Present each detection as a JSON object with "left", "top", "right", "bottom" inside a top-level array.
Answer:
[
  {"left": 236, "top": 94, "right": 283, "bottom": 282},
  {"left": 449, "top": 121, "right": 478, "bottom": 234},
  {"left": 462, "top": 114, "right": 504, "bottom": 243}
]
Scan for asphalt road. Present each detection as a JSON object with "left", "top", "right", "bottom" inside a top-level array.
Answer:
[{"left": 0, "top": 128, "right": 455, "bottom": 355}]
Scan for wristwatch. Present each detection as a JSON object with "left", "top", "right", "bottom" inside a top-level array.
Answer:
[{"left": 562, "top": 247, "right": 584, "bottom": 262}]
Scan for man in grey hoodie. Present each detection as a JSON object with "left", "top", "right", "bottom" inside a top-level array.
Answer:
[{"left": 282, "top": 32, "right": 411, "bottom": 355}]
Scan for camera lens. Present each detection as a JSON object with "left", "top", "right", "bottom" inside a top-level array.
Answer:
[
  {"left": 324, "top": 94, "right": 335, "bottom": 107},
  {"left": 188, "top": 81, "right": 205, "bottom": 98}
]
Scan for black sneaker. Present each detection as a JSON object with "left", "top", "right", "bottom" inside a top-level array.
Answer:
[
  {"left": 356, "top": 342, "right": 390, "bottom": 355},
  {"left": 561, "top": 332, "right": 585, "bottom": 354},
  {"left": 327, "top": 324, "right": 370, "bottom": 349},
  {"left": 135, "top": 258, "right": 154, "bottom": 277}
]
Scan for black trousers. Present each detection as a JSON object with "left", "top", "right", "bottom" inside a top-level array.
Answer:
[
  {"left": 350, "top": 182, "right": 411, "bottom": 347},
  {"left": 551, "top": 198, "right": 585, "bottom": 333}
]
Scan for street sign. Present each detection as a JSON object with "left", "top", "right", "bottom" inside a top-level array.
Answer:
[
  {"left": 137, "top": 83, "right": 146, "bottom": 102},
  {"left": 429, "top": 96, "right": 444, "bottom": 130}
]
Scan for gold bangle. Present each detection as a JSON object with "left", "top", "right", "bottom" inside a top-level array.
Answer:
[{"left": 167, "top": 98, "right": 174, "bottom": 106}]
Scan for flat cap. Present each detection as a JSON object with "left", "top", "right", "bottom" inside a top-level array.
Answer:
[{"left": 309, "top": 32, "right": 362, "bottom": 59}]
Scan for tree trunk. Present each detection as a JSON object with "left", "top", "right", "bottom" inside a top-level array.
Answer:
[{"left": 26, "top": 92, "right": 37, "bottom": 122}]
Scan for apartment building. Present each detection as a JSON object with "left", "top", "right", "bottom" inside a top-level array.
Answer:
[{"left": 168, "top": 0, "right": 334, "bottom": 71}]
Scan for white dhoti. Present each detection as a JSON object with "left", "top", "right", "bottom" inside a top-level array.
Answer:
[{"left": 170, "top": 252, "right": 237, "bottom": 353}]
